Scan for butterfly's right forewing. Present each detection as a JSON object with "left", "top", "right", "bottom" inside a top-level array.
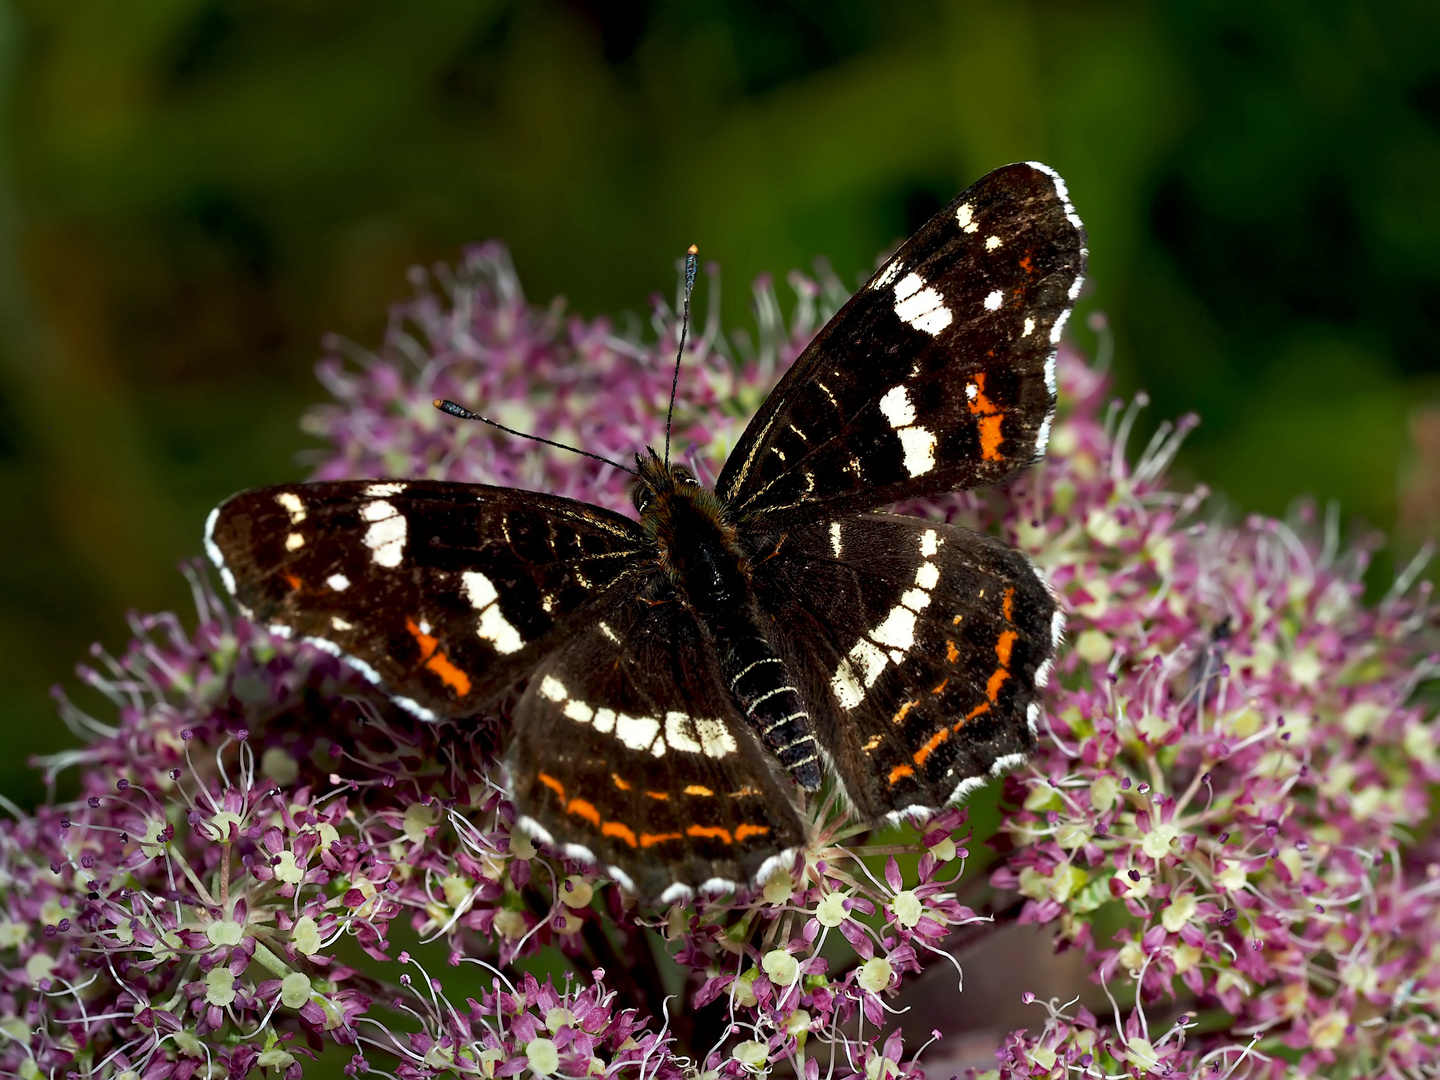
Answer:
[{"left": 718, "top": 162, "right": 1085, "bottom": 524}]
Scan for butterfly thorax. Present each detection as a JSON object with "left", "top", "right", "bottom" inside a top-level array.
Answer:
[
  {"left": 632, "top": 450, "right": 822, "bottom": 790},
  {"left": 633, "top": 451, "right": 748, "bottom": 613}
]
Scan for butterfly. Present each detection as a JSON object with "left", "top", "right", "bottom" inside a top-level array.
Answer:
[{"left": 205, "top": 162, "right": 1086, "bottom": 903}]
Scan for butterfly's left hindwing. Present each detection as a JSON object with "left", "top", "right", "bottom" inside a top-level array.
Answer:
[
  {"left": 206, "top": 480, "right": 647, "bottom": 719},
  {"left": 508, "top": 584, "right": 806, "bottom": 899}
]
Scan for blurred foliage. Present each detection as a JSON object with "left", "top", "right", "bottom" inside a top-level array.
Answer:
[{"left": 0, "top": 0, "right": 1436, "bottom": 806}]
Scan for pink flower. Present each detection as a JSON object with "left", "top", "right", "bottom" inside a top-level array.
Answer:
[{"left": 0, "top": 244, "right": 1434, "bottom": 1078}]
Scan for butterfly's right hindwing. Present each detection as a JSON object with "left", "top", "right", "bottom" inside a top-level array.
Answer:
[
  {"left": 206, "top": 480, "right": 647, "bottom": 719},
  {"left": 747, "top": 514, "right": 1059, "bottom": 819}
]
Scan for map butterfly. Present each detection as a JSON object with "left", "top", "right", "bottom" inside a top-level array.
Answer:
[{"left": 206, "top": 162, "right": 1086, "bottom": 902}]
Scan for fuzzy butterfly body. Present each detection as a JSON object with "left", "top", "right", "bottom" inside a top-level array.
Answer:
[{"left": 206, "top": 162, "right": 1086, "bottom": 902}]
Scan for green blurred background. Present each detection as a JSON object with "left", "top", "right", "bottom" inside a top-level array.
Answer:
[{"left": 1, "top": 1, "right": 1437, "bottom": 806}]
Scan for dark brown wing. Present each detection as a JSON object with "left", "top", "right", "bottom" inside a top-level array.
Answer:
[
  {"left": 717, "top": 162, "right": 1085, "bottom": 524},
  {"left": 205, "top": 480, "right": 647, "bottom": 719},
  {"left": 507, "top": 578, "right": 807, "bottom": 902},
  {"left": 746, "top": 513, "right": 1061, "bottom": 819}
]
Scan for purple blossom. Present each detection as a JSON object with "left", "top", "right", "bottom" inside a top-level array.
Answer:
[{"left": 0, "top": 243, "right": 1436, "bottom": 1078}]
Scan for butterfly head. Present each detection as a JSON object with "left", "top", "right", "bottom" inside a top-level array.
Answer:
[{"left": 630, "top": 447, "right": 703, "bottom": 516}]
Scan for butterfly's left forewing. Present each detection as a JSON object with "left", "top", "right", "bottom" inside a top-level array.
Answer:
[{"left": 206, "top": 480, "right": 647, "bottom": 719}]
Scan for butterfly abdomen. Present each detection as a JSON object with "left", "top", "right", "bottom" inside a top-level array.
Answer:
[
  {"left": 720, "top": 629, "right": 822, "bottom": 791},
  {"left": 635, "top": 454, "right": 822, "bottom": 792}
]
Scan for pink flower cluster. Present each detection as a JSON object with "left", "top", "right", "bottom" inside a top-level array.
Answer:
[{"left": 1, "top": 243, "right": 1435, "bottom": 1079}]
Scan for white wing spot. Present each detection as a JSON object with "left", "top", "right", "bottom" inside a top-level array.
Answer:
[
  {"left": 659, "top": 882, "right": 694, "bottom": 905},
  {"left": 1026, "top": 160, "right": 1085, "bottom": 230},
  {"left": 593, "top": 708, "right": 616, "bottom": 735},
  {"left": 331, "top": 615, "right": 353, "bottom": 631},
  {"left": 870, "top": 606, "right": 917, "bottom": 650},
  {"left": 896, "top": 426, "right": 937, "bottom": 477},
  {"left": 956, "top": 203, "right": 976, "bottom": 232},
  {"left": 879, "top": 384, "right": 935, "bottom": 476},
  {"left": 461, "top": 570, "right": 498, "bottom": 608},
  {"left": 830, "top": 521, "right": 843, "bottom": 558},
  {"left": 920, "top": 529, "right": 940, "bottom": 557},
  {"left": 664, "top": 713, "right": 737, "bottom": 758},
  {"left": 326, "top": 573, "right": 350, "bottom": 591},
  {"left": 878, "top": 385, "right": 916, "bottom": 428},
  {"left": 364, "top": 482, "right": 407, "bottom": 497},
  {"left": 478, "top": 604, "right": 524, "bottom": 654},
  {"left": 203, "top": 506, "right": 226, "bottom": 568},
  {"left": 985, "top": 235, "right": 1002, "bottom": 250},
  {"left": 830, "top": 658, "right": 862, "bottom": 710},
  {"left": 949, "top": 776, "right": 988, "bottom": 803},
  {"left": 275, "top": 491, "right": 306, "bottom": 524},
  {"left": 462, "top": 570, "right": 525, "bottom": 654},
  {"left": 850, "top": 638, "right": 889, "bottom": 687},
  {"left": 285, "top": 532, "right": 304, "bottom": 551},
  {"left": 615, "top": 714, "right": 660, "bottom": 753},
  {"left": 598, "top": 621, "right": 620, "bottom": 644},
  {"left": 539, "top": 675, "right": 568, "bottom": 702},
  {"left": 983, "top": 290, "right": 1003, "bottom": 311},
  {"left": 893, "top": 273, "right": 952, "bottom": 336},
  {"left": 1023, "top": 316, "right": 1036, "bottom": 338},
  {"left": 873, "top": 259, "right": 903, "bottom": 289},
  {"left": 1045, "top": 354, "right": 1057, "bottom": 394},
  {"left": 915, "top": 561, "right": 939, "bottom": 589},
  {"left": 665, "top": 712, "right": 701, "bottom": 753},
  {"left": 564, "top": 699, "right": 595, "bottom": 724},
  {"left": 696, "top": 717, "right": 738, "bottom": 757},
  {"left": 361, "top": 501, "right": 406, "bottom": 568},
  {"left": 900, "top": 588, "right": 931, "bottom": 612}
]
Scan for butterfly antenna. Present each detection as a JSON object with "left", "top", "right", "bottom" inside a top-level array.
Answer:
[
  {"left": 433, "top": 399, "right": 637, "bottom": 476},
  {"left": 662, "top": 244, "right": 699, "bottom": 467}
]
